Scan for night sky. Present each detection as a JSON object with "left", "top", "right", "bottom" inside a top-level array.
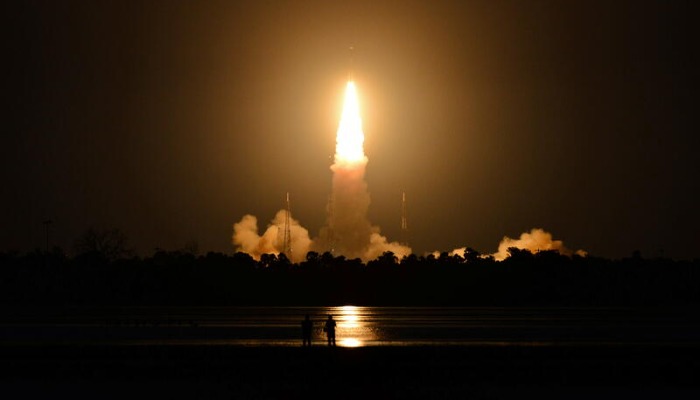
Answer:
[{"left": 4, "top": 0, "right": 698, "bottom": 259}]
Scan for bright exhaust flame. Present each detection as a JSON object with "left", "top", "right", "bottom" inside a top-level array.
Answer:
[
  {"left": 335, "top": 81, "right": 367, "bottom": 167},
  {"left": 232, "top": 80, "right": 411, "bottom": 262},
  {"left": 232, "top": 80, "right": 583, "bottom": 264}
]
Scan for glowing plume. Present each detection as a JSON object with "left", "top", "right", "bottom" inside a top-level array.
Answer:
[
  {"left": 233, "top": 80, "right": 411, "bottom": 263},
  {"left": 334, "top": 81, "right": 367, "bottom": 167}
]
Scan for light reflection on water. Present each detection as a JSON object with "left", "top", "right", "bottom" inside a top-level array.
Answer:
[
  {"left": 2, "top": 306, "right": 699, "bottom": 348},
  {"left": 329, "top": 305, "right": 377, "bottom": 347}
]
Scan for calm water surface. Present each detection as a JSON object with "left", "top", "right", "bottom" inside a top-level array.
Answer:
[{"left": 2, "top": 306, "right": 699, "bottom": 347}]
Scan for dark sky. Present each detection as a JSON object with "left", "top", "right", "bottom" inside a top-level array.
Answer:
[{"left": 4, "top": 0, "right": 698, "bottom": 259}]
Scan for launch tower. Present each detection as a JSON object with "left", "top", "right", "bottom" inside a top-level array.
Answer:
[
  {"left": 283, "top": 192, "right": 292, "bottom": 257},
  {"left": 401, "top": 191, "right": 409, "bottom": 246}
]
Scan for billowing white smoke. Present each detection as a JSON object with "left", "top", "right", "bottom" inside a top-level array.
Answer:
[
  {"left": 430, "top": 247, "right": 468, "bottom": 258},
  {"left": 492, "top": 228, "right": 587, "bottom": 261},
  {"left": 232, "top": 200, "right": 410, "bottom": 263},
  {"left": 232, "top": 210, "right": 312, "bottom": 263},
  {"left": 232, "top": 81, "right": 411, "bottom": 263},
  {"left": 308, "top": 81, "right": 411, "bottom": 261},
  {"left": 433, "top": 228, "right": 587, "bottom": 261},
  {"left": 313, "top": 158, "right": 411, "bottom": 261},
  {"left": 366, "top": 231, "right": 412, "bottom": 261}
]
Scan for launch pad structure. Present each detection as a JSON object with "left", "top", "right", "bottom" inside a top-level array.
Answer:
[{"left": 283, "top": 192, "right": 292, "bottom": 257}]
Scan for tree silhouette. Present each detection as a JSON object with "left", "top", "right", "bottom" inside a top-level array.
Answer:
[
  {"left": 368, "top": 251, "right": 398, "bottom": 269},
  {"left": 74, "top": 227, "right": 132, "bottom": 262},
  {"left": 305, "top": 251, "right": 319, "bottom": 263},
  {"left": 463, "top": 247, "right": 482, "bottom": 264},
  {"left": 506, "top": 247, "right": 534, "bottom": 262},
  {"left": 259, "top": 253, "right": 277, "bottom": 268}
]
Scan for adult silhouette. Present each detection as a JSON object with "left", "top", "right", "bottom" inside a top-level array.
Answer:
[
  {"left": 323, "top": 315, "right": 337, "bottom": 346},
  {"left": 301, "top": 314, "right": 313, "bottom": 347}
]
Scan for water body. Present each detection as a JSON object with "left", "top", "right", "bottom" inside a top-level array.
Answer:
[{"left": 2, "top": 306, "right": 699, "bottom": 347}]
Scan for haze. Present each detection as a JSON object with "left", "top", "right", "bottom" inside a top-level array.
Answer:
[{"left": 4, "top": 1, "right": 698, "bottom": 259}]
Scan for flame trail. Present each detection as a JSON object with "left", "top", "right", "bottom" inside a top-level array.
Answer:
[
  {"left": 315, "top": 81, "right": 411, "bottom": 261},
  {"left": 231, "top": 82, "right": 582, "bottom": 263},
  {"left": 334, "top": 82, "right": 367, "bottom": 167},
  {"left": 232, "top": 80, "right": 410, "bottom": 263}
]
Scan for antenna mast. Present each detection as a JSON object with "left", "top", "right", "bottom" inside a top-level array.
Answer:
[
  {"left": 401, "top": 191, "right": 408, "bottom": 246},
  {"left": 326, "top": 194, "right": 335, "bottom": 255},
  {"left": 283, "top": 192, "right": 292, "bottom": 257}
]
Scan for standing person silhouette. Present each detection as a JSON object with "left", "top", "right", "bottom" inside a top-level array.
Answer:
[
  {"left": 301, "top": 314, "right": 313, "bottom": 347},
  {"left": 324, "top": 315, "right": 337, "bottom": 346}
]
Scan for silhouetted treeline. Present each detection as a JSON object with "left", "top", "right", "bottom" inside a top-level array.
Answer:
[{"left": 1, "top": 248, "right": 699, "bottom": 307}]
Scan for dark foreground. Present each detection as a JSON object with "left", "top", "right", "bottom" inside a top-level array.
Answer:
[{"left": 2, "top": 344, "right": 699, "bottom": 399}]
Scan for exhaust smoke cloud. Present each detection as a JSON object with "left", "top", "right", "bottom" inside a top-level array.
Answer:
[
  {"left": 492, "top": 228, "right": 587, "bottom": 261},
  {"left": 232, "top": 211, "right": 312, "bottom": 263},
  {"left": 437, "top": 228, "right": 586, "bottom": 261},
  {"left": 232, "top": 81, "right": 411, "bottom": 262},
  {"left": 232, "top": 83, "right": 582, "bottom": 264}
]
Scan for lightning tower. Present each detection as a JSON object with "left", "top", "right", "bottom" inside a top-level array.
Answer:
[
  {"left": 326, "top": 194, "right": 336, "bottom": 255},
  {"left": 401, "top": 191, "right": 409, "bottom": 246},
  {"left": 283, "top": 192, "right": 292, "bottom": 257}
]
